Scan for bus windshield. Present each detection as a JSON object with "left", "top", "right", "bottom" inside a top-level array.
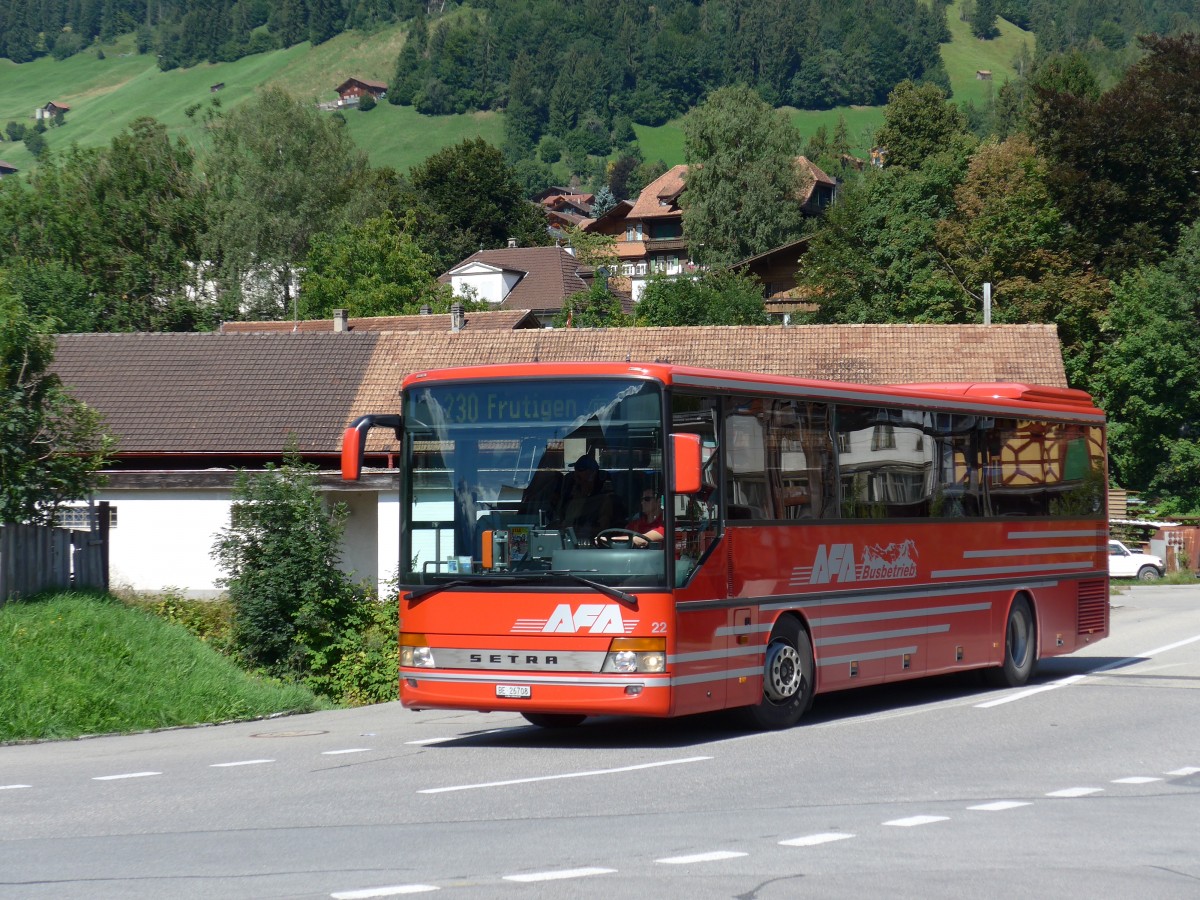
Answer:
[{"left": 401, "top": 377, "right": 667, "bottom": 589}]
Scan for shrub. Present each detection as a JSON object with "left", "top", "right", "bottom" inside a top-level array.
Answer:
[{"left": 358, "top": 93, "right": 376, "bottom": 111}]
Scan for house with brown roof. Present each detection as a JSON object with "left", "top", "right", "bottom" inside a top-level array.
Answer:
[
  {"left": 587, "top": 158, "right": 836, "bottom": 301},
  {"left": 334, "top": 77, "right": 387, "bottom": 106},
  {"left": 35, "top": 101, "right": 70, "bottom": 120},
  {"left": 438, "top": 243, "right": 592, "bottom": 326},
  {"left": 0, "top": 160, "right": 18, "bottom": 178},
  {"left": 50, "top": 324, "right": 1067, "bottom": 596}
]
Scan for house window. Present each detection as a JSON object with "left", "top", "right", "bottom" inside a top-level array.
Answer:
[
  {"left": 871, "top": 424, "right": 897, "bottom": 451},
  {"left": 625, "top": 223, "right": 643, "bottom": 241},
  {"left": 55, "top": 505, "right": 117, "bottom": 529}
]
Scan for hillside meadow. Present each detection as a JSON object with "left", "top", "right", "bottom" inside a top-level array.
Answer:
[{"left": 0, "top": 1, "right": 1031, "bottom": 177}]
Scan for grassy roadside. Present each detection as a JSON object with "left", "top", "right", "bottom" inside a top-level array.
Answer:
[{"left": 0, "top": 591, "right": 329, "bottom": 743}]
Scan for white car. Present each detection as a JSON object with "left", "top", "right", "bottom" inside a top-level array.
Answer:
[{"left": 1108, "top": 539, "right": 1166, "bottom": 581}]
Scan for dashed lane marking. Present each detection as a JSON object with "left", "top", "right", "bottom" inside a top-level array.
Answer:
[
  {"left": 92, "top": 772, "right": 161, "bottom": 781},
  {"left": 656, "top": 851, "right": 748, "bottom": 864},
  {"left": 418, "top": 756, "right": 711, "bottom": 794},
  {"left": 503, "top": 868, "right": 616, "bottom": 883},
  {"left": 779, "top": 833, "right": 855, "bottom": 847},
  {"left": 1112, "top": 776, "right": 1162, "bottom": 784},
  {"left": 322, "top": 748, "right": 372, "bottom": 755},
  {"left": 1046, "top": 787, "right": 1103, "bottom": 798},
  {"left": 211, "top": 759, "right": 274, "bottom": 767},
  {"left": 1, "top": 784, "right": 31, "bottom": 790},
  {"left": 331, "top": 885, "right": 439, "bottom": 898},
  {"left": 884, "top": 815, "right": 950, "bottom": 827},
  {"left": 1167, "top": 767, "right": 1200, "bottom": 776},
  {"left": 967, "top": 800, "right": 1032, "bottom": 811}
]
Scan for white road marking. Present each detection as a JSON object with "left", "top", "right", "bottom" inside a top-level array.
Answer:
[
  {"left": 418, "top": 756, "right": 711, "bottom": 794},
  {"left": 779, "top": 832, "right": 855, "bottom": 847},
  {"left": 1112, "top": 776, "right": 1162, "bottom": 784},
  {"left": 210, "top": 759, "right": 274, "bottom": 767},
  {"left": 503, "top": 868, "right": 615, "bottom": 882},
  {"left": 884, "top": 815, "right": 949, "bottom": 827},
  {"left": 976, "top": 631, "right": 1200, "bottom": 708},
  {"left": 1046, "top": 787, "right": 1103, "bottom": 798},
  {"left": 1, "top": 784, "right": 31, "bottom": 790},
  {"left": 406, "top": 728, "right": 510, "bottom": 746},
  {"left": 405, "top": 737, "right": 457, "bottom": 746},
  {"left": 656, "top": 851, "right": 748, "bottom": 864},
  {"left": 331, "top": 885, "right": 439, "bottom": 898},
  {"left": 92, "top": 772, "right": 161, "bottom": 781},
  {"left": 967, "top": 800, "right": 1032, "bottom": 811},
  {"left": 1167, "top": 767, "right": 1200, "bottom": 776},
  {"left": 322, "top": 748, "right": 372, "bottom": 755}
]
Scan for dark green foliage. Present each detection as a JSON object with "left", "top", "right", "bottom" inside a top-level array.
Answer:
[
  {"left": 358, "top": 92, "right": 376, "bottom": 111},
  {"left": 1030, "top": 35, "right": 1200, "bottom": 276},
  {"left": 873, "top": 80, "right": 975, "bottom": 171},
  {"left": 1094, "top": 221, "right": 1200, "bottom": 512},
  {"left": 969, "top": 0, "right": 999, "bottom": 40},
  {"left": 403, "top": 137, "right": 550, "bottom": 272},
  {"left": 554, "top": 280, "right": 630, "bottom": 328},
  {"left": 680, "top": 85, "right": 806, "bottom": 267},
  {"left": 635, "top": 270, "right": 770, "bottom": 326},
  {"left": 211, "top": 452, "right": 370, "bottom": 693},
  {"left": 0, "top": 118, "right": 207, "bottom": 331},
  {"left": 0, "top": 293, "right": 113, "bottom": 525}
]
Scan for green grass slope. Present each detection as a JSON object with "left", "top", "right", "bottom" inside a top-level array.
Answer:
[
  {"left": 0, "top": 5, "right": 1032, "bottom": 177},
  {"left": 0, "top": 592, "right": 327, "bottom": 742},
  {"left": 0, "top": 25, "right": 499, "bottom": 174}
]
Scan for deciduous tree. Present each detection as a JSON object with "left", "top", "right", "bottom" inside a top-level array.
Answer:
[
  {"left": 680, "top": 84, "right": 805, "bottom": 267},
  {"left": 635, "top": 270, "right": 769, "bottom": 326}
]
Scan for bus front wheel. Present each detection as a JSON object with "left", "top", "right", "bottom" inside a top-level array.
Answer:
[
  {"left": 742, "top": 617, "right": 814, "bottom": 730},
  {"left": 985, "top": 595, "right": 1036, "bottom": 687},
  {"left": 522, "top": 713, "right": 586, "bottom": 728}
]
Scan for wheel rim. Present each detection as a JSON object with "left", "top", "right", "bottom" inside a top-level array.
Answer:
[
  {"left": 1007, "top": 606, "right": 1031, "bottom": 666},
  {"left": 764, "top": 641, "right": 803, "bottom": 701}
]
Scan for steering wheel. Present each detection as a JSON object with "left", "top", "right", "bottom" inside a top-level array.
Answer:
[{"left": 595, "top": 528, "right": 647, "bottom": 548}]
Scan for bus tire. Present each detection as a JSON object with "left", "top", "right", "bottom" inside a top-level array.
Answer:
[
  {"left": 742, "top": 617, "right": 814, "bottom": 730},
  {"left": 985, "top": 595, "right": 1036, "bottom": 687},
  {"left": 521, "top": 713, "right": 586, "bottom": 728}
]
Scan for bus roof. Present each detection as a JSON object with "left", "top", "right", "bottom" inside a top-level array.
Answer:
[{"left": 401, "top": 362, "right": 1104, "bottom": 421}]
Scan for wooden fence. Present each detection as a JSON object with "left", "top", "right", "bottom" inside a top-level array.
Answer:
[{"left": 0, "top": 504, "right": 109, "bottom": 605}]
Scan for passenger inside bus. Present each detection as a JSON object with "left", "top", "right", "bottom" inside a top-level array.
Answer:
[{"left": 556, "top": 454, "right": 623, "bottom": 542}]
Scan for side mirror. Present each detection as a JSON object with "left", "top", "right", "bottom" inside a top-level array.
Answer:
[
  {"left": 341, "top": 415, "right": 401, "bottom": 481},
  {"left": 672, "top": 433, "right": 702, "bottom": 495}
]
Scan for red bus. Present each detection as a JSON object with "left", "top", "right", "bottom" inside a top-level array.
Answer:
[{"left": 342, "top": 363, "right": 1109, "bottom": 729}]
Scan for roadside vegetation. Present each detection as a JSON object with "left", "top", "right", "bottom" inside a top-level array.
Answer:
[{"left": 0, "top": 591, "right": 329, "bottom": 743}]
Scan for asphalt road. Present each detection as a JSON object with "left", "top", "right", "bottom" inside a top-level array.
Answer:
[{"left": 3, "top": 584, "right": 1199, "bottom": 900}]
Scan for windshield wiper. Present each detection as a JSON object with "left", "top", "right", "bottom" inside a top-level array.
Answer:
[
  {"left": 547, "top": 571, "right": 640, "bottom": 608},
  {"left": 403, "top": 573, "right": 639, "bottom": 608}
]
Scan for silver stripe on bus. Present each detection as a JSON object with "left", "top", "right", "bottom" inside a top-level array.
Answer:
[
  {"left": 932, "top": 562, "right": 1093, "bottom": 578},
  {"left": 1008, "top": 529, "right": 1106, "bottom": 539},
  {"left": 817, "top": 646, "right": 918, "bottom": 667},
  {"left": 405, "top": 671, "right": 671, "bottom": 687},
  {"left": 671, "top": 667, "right": 763, "bottom": 686},
  {"left": 963, "top": 545, "right": 1101, "bottom": 557},
  {"left": 668, "top": 645, "right": 765, "bottom": 664},
  {"left": 810, "top": 602, "right": 992, "bottom": 626},
  {"left": 715, "top": 623, "right": 776, "bottom": 637},
  {"left": 763, "top": 580, "right": 1046, "bottom": 611},
  {"left": 815, "top": 625, "right": 949, "bottom": 647}
]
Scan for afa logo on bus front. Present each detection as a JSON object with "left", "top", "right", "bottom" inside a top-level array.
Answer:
[{"left": 807, "top": 540, "right": 919, "bottom": 584}]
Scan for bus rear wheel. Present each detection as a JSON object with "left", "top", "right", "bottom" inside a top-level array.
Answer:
[
  {"left": 742, "top": 617, "right": 814, "bottom": 730},
  {"left": 985, "top": 595, "right": 1036, "bottom": 687},
  {"left": 521, "top": 713, "right": 586, "bottom": 728}
]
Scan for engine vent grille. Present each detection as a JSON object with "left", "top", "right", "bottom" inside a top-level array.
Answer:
[{"left": 1077, "top": 579, "right": 1108, "bottom": 635}]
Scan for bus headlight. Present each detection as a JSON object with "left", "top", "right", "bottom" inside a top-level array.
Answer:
[
  {"left": 602, "top": 638, "right": 666, "bottom": 674},
  {"left": 399, "top": 634, "right": 435, "bottom": 668}
]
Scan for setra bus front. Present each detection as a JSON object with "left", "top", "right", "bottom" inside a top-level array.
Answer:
[{"left": 342, "top": 365, "right": 700, "bottom": 727}]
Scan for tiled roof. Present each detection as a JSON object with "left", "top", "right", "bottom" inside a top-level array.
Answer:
[
  {"left": 439, "top": 246, "right": 588, "bottom": 312},
  {"left": 52, "top": 325, "right": 1067, "bottom": 458},
  {"left": 219, "top": 309, "right": 540, "bottom": 333},
  {"left": 629, "top": 165, "right": 689, "bottom": 220}
]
